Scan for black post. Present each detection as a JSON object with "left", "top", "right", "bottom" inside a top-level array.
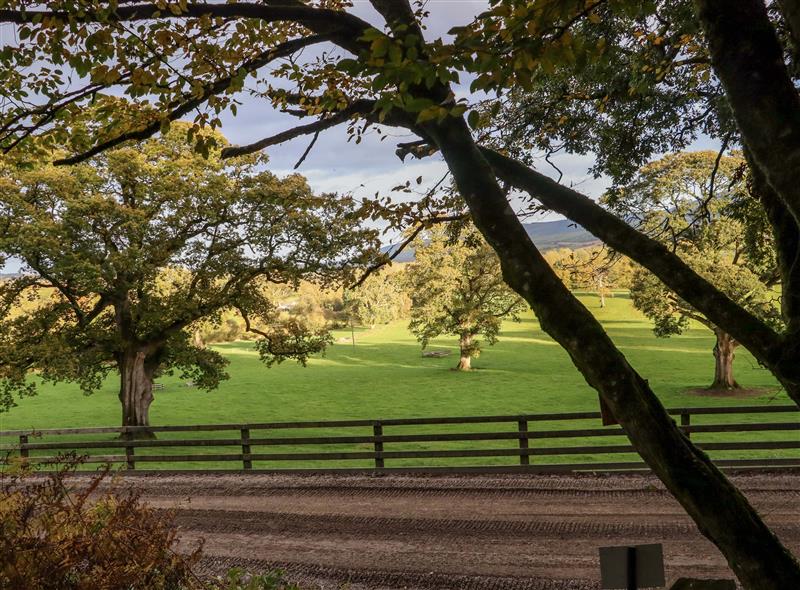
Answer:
[
  {"left": 681, "top": 412, "right": 691, "bottom": 438},
  {"left": 373, "top": 422, "right": 384, "bottom": 470},
  {"left": 517, "top": 419, "right": 529, "bottom": 466},
  {"left": 124, "top": 433, "right": 135, "bottom": 470},
  {"left": 241, "top": 428, "right": 252, "bottom": 470},
  {"left": 627, "top": 546, "right": 637, "bottom": 590}
]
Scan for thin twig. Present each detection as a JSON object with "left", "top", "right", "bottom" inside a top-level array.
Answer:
[
  {"left": 293, "top": 130, "right": 320, "bottom": 169},
  {"left": 353, "top": 213, "right": 466, "bottom": 287}
]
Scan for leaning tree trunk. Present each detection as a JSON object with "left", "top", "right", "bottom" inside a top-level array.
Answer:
[
  {"left": 425, "top": 116, "right": 800, "bottom": 589},
  {"left": 711, "top": 329, "right": 740, "bottom": 390},
  {"left": 456, "top": 333, "right": 473, "bottom": 370},
  {"left": 118, "top": 350, "right": 156, "bottom": 438}
]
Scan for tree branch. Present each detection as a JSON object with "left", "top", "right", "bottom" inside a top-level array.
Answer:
[
  {"left": 54, "top": 35, "right": 329, "bottom": 165},
  {"left": 220, "top": 99, "right": 374, "bottom": 159},
  {"left": 368, "top": 0, "right": 425, "bottom": 40},
  {"left": 479, "top": 146, "right": 784, "bottom": 366},
  {"left": 293, "top": 130, "right": 320, "bottom": 169},
  {"left": 352, "top": 213, "right": 466, "bottom": 287},
  {"left": 0, "top": 2, "right": 374, "bottom": 55}
]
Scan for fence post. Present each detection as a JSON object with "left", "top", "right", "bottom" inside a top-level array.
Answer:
[
  {"left": 19, "top": 434, "right": 28, "bottom": 460},
  {"left": 241, "top": 428, "right": 252, "bottom": 470},
  {"left": 681, "top": 412, "right": 691, "bottom": 439},
  {"left": 517, "top": 419, "right": 529, "bottom": 466},
  {"left": 373, "top": 422, "right": 384, "bottom": 470},
  {"left": 123, "top": 432, "right": 135, "bottom": 470}
]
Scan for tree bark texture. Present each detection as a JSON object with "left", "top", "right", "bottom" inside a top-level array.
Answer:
[
  {"left": 694, "top": 0, "right": 800, "bottom": 226},
  {"left": 424, "top": 116, "right": 800, "bottom": 589},
  {"left": 118, "top": 350, "right": 156, "bottom": 437},
  {"left": 747, "top": 152, "right": 800, "bottom": 334},
  {"left": 711, "top": 330, "right": 740, "bottom": 390},
  {"left": 457, "top": 333, "right": 473, "bottom": 370}
]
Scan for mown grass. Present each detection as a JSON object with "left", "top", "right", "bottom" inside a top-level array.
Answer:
[{"left": 1, "top": 292, "right": 796, "bottom": 470}]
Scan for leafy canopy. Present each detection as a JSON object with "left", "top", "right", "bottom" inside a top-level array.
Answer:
[
  {"left": 405, "top": 224, "right": 525, "bottom": 356},
  {"left": 0, "top": 123, "right": 378, "bottom": 410},
  {"left": 607, "top": 151, "right": 781, "bottom": 337},
  {"left": 343, "top": 270, "right": 408, "bottom": 329}
]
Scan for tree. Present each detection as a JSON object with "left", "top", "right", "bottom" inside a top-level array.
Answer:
[
  {"left": 614, "top": 152, "right": 781, "bottom": 390},
  {"left": 460, "top": 0, "right": 800, "bottom": 399},
  {"left": 405, "top": 225, "right": 525, "bottom": 370},
  {"left": 631, "top": 259, "right": 775, "bottom": 390},
  {"left": 343, "top": 270, "right": 408, "bottom": 330},
  {"left": 545, "top": 247, "right": 633, "bottom": 308},
  {"left": 2, "top": 1, "right": 800, "bottom": 585},
  {"left": 0, "top": 125, "right": 376, "bottom": 432}
]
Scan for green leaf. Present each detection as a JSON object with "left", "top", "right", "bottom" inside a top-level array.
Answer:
[
  {"left": 372, "top": 76, "right": 390, "bottom": 92},
  {"left": 468, "top": 110, "right": 481, "bottom": 130},
  {"left": 404, "top": 97, "right": 435, "bottom": 113},
  {"left": 416, "top": 106, "right": 442, "bottom": 124},
  {"left": 371, "top": 36, "right": 390, "bottom": 58}
]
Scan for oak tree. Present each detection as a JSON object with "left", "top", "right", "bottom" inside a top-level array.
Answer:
[
  {"left": 612, "top": 152, "right": 780, "bottom": 390},
  {"left": 0, "top": 124, "right": 376, "bottom": 431},
  {"left": 342, "top": 270, "right": 407, "bottom": 330},
  {"left": 405, "top": 225, "right": 525, "bottom": 370},
  {"left": 545, "top": 247, "right": 632, "bottom": 308}
]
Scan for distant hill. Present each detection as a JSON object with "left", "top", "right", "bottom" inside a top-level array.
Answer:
[
  {"left": 382, "top": 219, "right": 599, "bottom": 262},
  {"left": 522, "top": 219, "right": 599, "bottom": 250}
]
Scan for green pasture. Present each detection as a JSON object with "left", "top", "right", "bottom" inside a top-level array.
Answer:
[{"left": 1, "top": 292, "right": 797, "bottom": 470}]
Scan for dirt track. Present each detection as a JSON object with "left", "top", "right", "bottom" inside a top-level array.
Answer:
[{"left": 119, "top": 472, "right": 800, "bottom": 589}]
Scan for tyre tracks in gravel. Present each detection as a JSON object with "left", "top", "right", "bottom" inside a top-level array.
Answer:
[
  {"left": 117, "top": 472, "right": 800, "bottom": 589},
  {"left": 171, "top": 508, "right": 800, "bottom": 542}
]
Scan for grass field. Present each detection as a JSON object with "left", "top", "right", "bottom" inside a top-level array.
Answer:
[{"left": 1, "top": 292, "right": 796, "bottom": 470}]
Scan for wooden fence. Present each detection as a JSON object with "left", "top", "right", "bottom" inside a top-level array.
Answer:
[{"left": 1, "top": 404, "right": 799, "bottom": 473}]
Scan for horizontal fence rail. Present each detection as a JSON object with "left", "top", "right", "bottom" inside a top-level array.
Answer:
[{"left": 1, "top": 405, "right": 799, "bottom": 473}]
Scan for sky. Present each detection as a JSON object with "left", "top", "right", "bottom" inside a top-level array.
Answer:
[
  {"left": 217, "top": 1, "right": 611, "bottom": 210},
  {"left": 0, "top": 1, "right": 637, "bottom": 273}
]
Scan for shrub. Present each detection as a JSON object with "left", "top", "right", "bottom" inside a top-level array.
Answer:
[
  {"left": 0, "top": 455, "right": 303, "bottom": 590},
  {"left": 0, "top": 454, "right": 203, "bottom": 590}
]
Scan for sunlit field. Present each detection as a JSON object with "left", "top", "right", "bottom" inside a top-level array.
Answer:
[{"left": 1, "top": 292, "right": 792, "bottom": 470}]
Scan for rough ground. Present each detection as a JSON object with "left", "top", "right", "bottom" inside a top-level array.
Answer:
[{"left": 117, "top": 471, "right": 799, "bottom": 589}]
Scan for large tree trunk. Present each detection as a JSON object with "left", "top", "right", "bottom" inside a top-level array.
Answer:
[
  {"left": 192, "top": 329, "right": 205, "bottom": 348},
  {"left": 456, "top": 333, "right": 473, "bottom": 370},
  {"left": 425, "top": 116, "right": 800, "bottom": 589},
  {"left": 711, "top": 330, "right": 740, "bottom": 390},
  {"left": 118, "top": 350, "right": 156, "bottom": 438},
  {"left": 693, "top": 0, "right": 800, "bottom": 225}
]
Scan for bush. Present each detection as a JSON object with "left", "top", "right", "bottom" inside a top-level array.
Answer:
[
  {"left": 1, "top": 455, "right": 304, "bottom": 590},
  {"left": 0, "top": 454, "right": 203, "bottom": 590}
]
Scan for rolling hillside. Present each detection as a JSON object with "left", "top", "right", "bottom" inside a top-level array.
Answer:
[{"left": 382, "top": 219, "right": 599, "bottom": 262}]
